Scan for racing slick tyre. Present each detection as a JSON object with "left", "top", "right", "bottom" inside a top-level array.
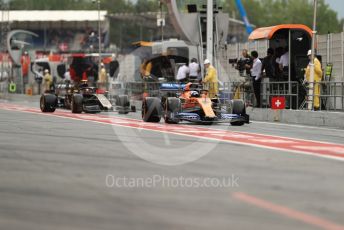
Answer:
[
  {"left": 64, "top": 95, "right": 71, "bottom": 109},
  {"left": 164, "top": 97, "right": 181, "bottom": 124},
  {"left": 230, "top": 99, "right": 245, "bottom": 126},
  {"left": 71, "top": 94, "right": 83, "bottom": 114},
  {"left": 40, "top": 94, "right": 57, "bottom": 113},
  {"left": 118, "top": 95, "right": 130, "bottom": 114},
  {"left": 142, "top": 97, "right": 162, "bottom": 122}
]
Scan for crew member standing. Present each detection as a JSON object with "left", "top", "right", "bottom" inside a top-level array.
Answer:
[
  {"left": 20, "top": 51, "right": 30, "bottom": 92},
  {"left": 305, "top": 50, "right": 323, "bottom": 110},
  {"left": 176, "top": 63, "right": 189, "bottom": 83},
  {"left": 43, "top": 69, "right": 53, "bottom": 92},
  {"left": 250, "top": 51, "right": 262, "bottom": 107},
  {"left": 189, "top": 58, "right": 200, "bottom": 82},
  {"left": 202, "top": 59, "right": 218, "bottom": 98},
  {"left": 98, "top": 63, "right": 107, "bottom": 89},
  {"left": 278, "top": 47, "right": 289, "bottom": 81},
  {"left": 262, "top": 48, "right": 276, "bottom": 80}
]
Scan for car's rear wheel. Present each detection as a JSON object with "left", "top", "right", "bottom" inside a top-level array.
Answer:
[
  {"left": 71, "top": 94, "right": 83, "bottom": 114},
  {"left": 230, "top": 99, "right": 245, "bottom": 126},
  {"left": 142, "top": 97, "right": 162, "bottom": 122},
  {"left": 64, "top": 95, "right": 71, "bottom": 109},
  {"left": 164, "top": 97, "right": 181, "bottom": 124},
  {"left": 40, "top": 94, "right": 57, "bottom": 112}
]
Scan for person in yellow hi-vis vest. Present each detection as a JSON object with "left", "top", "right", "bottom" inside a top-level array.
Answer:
[
  {"left": 202, "top": 59, "right": 219, "bottom": 98},
  {"left": 305, "top": 50, "right": 323, "bottom": 110},
  {"left": 140, "top": 59, "right": 152, "bottom": 79},
  {"left": 43, "top": 69, "right": 53, "bottom": 92}
]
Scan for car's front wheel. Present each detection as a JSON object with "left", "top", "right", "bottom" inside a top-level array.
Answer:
[
  {"left": 40, "top": 94, "right": 57, "bottom": 113},
  {"left": 164, "top": 97, "right": 181, "bottom": 124}
]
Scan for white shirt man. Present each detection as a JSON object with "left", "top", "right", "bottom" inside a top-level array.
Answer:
[
  {"left": 189, "top": 61, "right": 200, "bottom": 79},
  {"left": 251, "top": 57, "right": 262, "bottom": 80},
  {"left": 250, "top": 51, "right": 262, "bottom": 107},
  {"left": 64, "top": 69, "right": 71, "bottom": 82},
  {"left": 176, "top": 64, "right": 189, "bottom": 81},
  {"left": 279, "top": 51, "right": 289, "bottom": 69}
]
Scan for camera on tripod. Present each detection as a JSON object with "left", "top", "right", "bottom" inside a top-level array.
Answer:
[{"left": 229, "top": 58, "right": 251, "bottom": 76}]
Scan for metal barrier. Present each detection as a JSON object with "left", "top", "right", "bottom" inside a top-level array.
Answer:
[
  {"left": 222, "top": 80, "right": 254, "bottom": 106},
  {"left": 301, "top": 81, "right": 344, "bottom": 111},
  {"left": 260, "top": 81, "right": 300, "bottom": 109},
  {"left": 110, "top": 80, "right": 344, "bottom": 111},
  {"left": 226, "top": 80, "right": 300, "bottom": 109}
]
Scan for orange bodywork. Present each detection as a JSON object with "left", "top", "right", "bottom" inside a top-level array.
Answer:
[
  {"left": 180, "top": 84, "right": 216, "bottom": 118},
  {"left": 248, "top": 24, "right": 313, "bottom": 41}
]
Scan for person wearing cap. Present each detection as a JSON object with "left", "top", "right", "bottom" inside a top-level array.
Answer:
[
  {"left": 43, "top": 69, "right": 53, "bottom": 92},
  {"left": 202, "top": 59, "right": 218, "bottom": 98},
  {"left": 305, "top": 50, "right": 323, "bottom": 110}
]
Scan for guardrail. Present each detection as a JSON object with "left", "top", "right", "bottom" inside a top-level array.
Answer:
[
  {"left": 260, "top": 81, "right": 300, "bottom": 109},
  {"left": 301, "top": 81, "right": 344, "bottom": 111},
  {"left": 109, "top": 80, "right": 344, "bottom": 111}
]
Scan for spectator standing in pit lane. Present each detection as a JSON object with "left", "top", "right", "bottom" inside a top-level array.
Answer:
[
  {"left": 176, "top": 63, "right": 189, "bottom": 83},
  {"left": 236, "top": 49, "right": 253, "bottom": 77},
  {"left": 189, "top": 58, "right": 200, "bottom": 82},
  {"left": 250, "top": 51, "right": 262, "bottom": 108},
  {"left": 278, "top": 47, "right": 289, "bottom": 81},
  {"left": 261, "top": 48, "right": 276, "bottom": 80}
]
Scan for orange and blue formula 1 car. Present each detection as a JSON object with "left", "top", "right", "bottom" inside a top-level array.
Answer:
[{"left": 142, "top": 83, "right": 249, "bottom": 126}]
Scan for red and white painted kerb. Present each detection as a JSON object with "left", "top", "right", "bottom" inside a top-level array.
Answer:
[{"left": 1, "top": 103, "right": 344, "bottom": 162}]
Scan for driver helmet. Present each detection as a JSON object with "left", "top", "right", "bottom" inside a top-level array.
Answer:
[{"left": 190, "top": 91, "right": 200, "bottom": 98}]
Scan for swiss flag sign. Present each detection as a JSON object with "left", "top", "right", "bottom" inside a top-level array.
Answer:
[{"left": 271, "top": 97, "right": 286, "bottom": 110}]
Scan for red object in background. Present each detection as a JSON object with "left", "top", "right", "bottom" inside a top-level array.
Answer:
[
  {"left": 48, "top": 54, "right": 62, "bottom": 62},
  {"left": 271, "top": 97, "right": 286, "bottom": 110},
  {"left": 70, "top": 68, "right": 77, "bottom": 81},
  {"left": 102, "top": 56, "right": 113, "bottom": 64},
  {"left": 59, "top": 42, "right": 69, "bottom": 52},
  {"left": 82, "top": 71, "right": 88, "bottom": 81},
  {"left": 96, "top": 89, "right": 106, "bottom": 94},
  {"left": 20, "top": 55, "right": 30, "bottom": 77}
]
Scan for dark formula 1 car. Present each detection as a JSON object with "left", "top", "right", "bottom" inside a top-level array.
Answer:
[
  {"left": 141, "top": 83, "right": 249, "bottom": 126},
  {"left": 40, "top": 81, "right": 113, "bottom": 114}
]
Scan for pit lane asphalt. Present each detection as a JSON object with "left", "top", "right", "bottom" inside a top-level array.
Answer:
[{"left": 0, "top": 100, "right": 343, "bottom": 230}]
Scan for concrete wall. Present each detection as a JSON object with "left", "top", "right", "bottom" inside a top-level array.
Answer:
[{"left": 247, "top": 107, "right": 344, "bottom": 129}]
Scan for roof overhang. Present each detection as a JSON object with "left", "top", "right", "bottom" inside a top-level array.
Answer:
[
  {"left": 248, "top": 24, "right": 313, "bottom": 41},
  {"left": 0, "top": 11, "right": 108, "bottom": 22}
]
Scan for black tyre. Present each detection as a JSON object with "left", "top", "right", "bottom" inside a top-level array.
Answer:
[
  {"left": 164, "top": 97, "right": 181, "bottom": 124},
  {"left": 64, "top": 95, "right": 71, "bottom": 109},
  {"left": 40, "top": 94, "right": 57, "bottom": 112},
  {"left": 142, "top": 97, "right": 162, "bottom": 122},
  {"left": 231, "top": 99, "right": 245, "bottom": 115},
  {"left": 71, "top": 94, "right": 83, "bottom": 113},
  {"left": 230, "top": 99, "right": 245, "bottom": 126},
  {"left": 117, "top": 95, "right": 130, "bottom": 114}
]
